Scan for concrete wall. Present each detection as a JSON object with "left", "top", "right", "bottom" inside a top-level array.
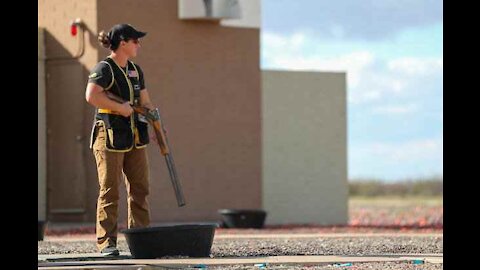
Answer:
[
  {"left": 179, "top": 0, "right": 241, "bottom": 20},
  {"left": 39, "top": 0, "right": 261, "bottom": 223},
  {"left": 38, "top": 28, "right": 47, "bottom": 222},
  {"left": 220, "top": 0, "right": 261, "bottom": 29},
  {"left": 39, "top": 0, "right": 99, "bottom": 222},
  {"left": 262, "top": 70, "right": 348, "bottom": 225}
]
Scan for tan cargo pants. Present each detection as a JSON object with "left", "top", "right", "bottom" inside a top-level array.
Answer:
[{"left": 92, "top": 125, "right": 151, "bottom": 251}]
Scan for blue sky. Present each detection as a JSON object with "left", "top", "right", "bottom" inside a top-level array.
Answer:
[{"left": 260, "top": 0, "right": 443, "bottom": 181}]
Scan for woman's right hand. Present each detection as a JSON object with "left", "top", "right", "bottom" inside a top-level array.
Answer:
[{"left": 118, "top": 102, "right": 134, "bottom": 117}]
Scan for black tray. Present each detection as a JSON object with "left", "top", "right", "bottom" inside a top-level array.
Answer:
[
  {"left": 121, "top": 223, "right": 218, "bottom": 259},
  {"left": 218, "top": 209, "right": 267, "bottom": 228}
]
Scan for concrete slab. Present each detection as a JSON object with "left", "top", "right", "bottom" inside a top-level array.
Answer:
[
  {"left": 39, "top": 253, "right": 443, "bottom": 269},
  {"left": 38, "top": 266, "right": 152, "bottom": 270},
  {"left": 39, "top": 252, "right": 133, "bottom": 261}
]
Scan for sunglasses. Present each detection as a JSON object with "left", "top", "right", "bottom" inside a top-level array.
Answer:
[{"left": 123, "top": 39, "right": 140, "bottom": 44}]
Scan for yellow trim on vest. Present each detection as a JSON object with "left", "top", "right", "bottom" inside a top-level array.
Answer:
[
  {"left": 130, "top": 61, "right": 148, "bottom": 149},
  {"left": 133, "top": 127, "right": 148, "bottom": 149},
  {"left": 108, "top": 57, "right": 134, "bottom": 103},
  {"left": 107, "top": 128, "right": 114, "bottom": 147},
  {"left": 98, "top": 109, "right": 121, "bottom": 115},
  {"left": 108, "top": 57, "right": 136, "bottom": 144},
  {"left": 135, "top": 144, "right": 148, "bottom": 149},
  {"left": 100, "top": 60, "right": 114, "bottom": 90}
]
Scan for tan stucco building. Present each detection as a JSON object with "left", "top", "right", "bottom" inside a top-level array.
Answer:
[
  {"left": 262, "top": 70, "right": 348, "bottom": 225},
  {"left": 38, "top": 0, "right": 348, "bottom": 226}
]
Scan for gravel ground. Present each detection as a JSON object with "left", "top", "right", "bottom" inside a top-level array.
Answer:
[
  {"left": 211, "top": 236, "right": 442, "bottom": 257},
  {"left": 39, "top": 198, "right": 443, "bottom": 269},
  {"left": 39, "top": 236, "right": 442, "bottom": 269},
  {"left": 38, "top": 235, "right": 442, "bottom": 256}
]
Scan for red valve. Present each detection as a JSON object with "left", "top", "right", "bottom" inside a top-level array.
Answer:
[{"left": 71, "top": 24, "right": 78, "bottom": 36}]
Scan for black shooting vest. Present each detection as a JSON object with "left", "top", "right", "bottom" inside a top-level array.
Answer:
[{"left": 89, "top": 57, "right": 149, "bottom": 152}]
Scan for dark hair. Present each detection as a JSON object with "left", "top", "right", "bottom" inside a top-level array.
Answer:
[
  {"left": 98, "top": 30, "right": 120, "bottom": 51},
  {"left": 98, "top": 31, "right": 111, "bottom": 49}
]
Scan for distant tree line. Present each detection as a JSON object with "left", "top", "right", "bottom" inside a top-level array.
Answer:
[{"left": 349, "top": 177, "right": 443, "bottom": 197}]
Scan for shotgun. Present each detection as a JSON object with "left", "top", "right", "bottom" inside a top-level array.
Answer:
[{"left": 105, "top": 91, "right": 186, "bottom": 207}]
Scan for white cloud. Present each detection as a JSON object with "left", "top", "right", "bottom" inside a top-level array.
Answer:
[
  {"left": 264, "top": 0, "right": 443, "bottom": 40},
  {"left": 388, "top": 58, "right": 443, "bottom": 76},
  {"left": 371, "top": 104, "right": 418, "bottom": 115},
  {"left": 349, "top": 137, "right": 443, "bottom": 180},
  {"left": 262, "top": 32, "right": 306, "bottom": 54},
  {"left": 352, "top": 137, "right": 443, "bottom": 163},
  {"left": 263, "top": 31, "right": 373, "bottom": 87},
  {"left": 349, "top": 71, "right": 408, "bottom": 104},
  {"left": 262, "top": 31, "right": 443, "bottom": 105},
  {"left": 290, "top": 33, "right": 306, "bottom": 49},
  {"left": 270, "top": 51, "right": 373, "bottom": 86}
]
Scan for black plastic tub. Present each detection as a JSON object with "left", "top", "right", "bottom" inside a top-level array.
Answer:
[
  {"left": 218, "top": 209, "right": 267, "bottom": 228},
  {"left": 38, "top": 220, "right": 47, "bottom": 241},
  {"left": 121, "top": 223, "right": 218, "bottom": 259}
]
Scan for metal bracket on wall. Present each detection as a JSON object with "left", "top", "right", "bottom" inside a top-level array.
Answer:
[{"left": 45, "top": 18, "right": 85, "bottom": 62}]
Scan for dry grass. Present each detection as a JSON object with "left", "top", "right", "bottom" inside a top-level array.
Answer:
[
  {"left": 348, "top": 177, "right": 443, "bottom": 197},
  {"left": 348, "top": 196, "right": 443, "bottom": 228}
]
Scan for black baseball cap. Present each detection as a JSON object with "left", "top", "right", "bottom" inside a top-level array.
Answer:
[{"left": 108, "top": 24, "right": 147, "bottom": 46}]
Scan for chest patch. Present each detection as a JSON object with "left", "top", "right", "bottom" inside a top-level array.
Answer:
[{"left": 128, "top": 70, "right": 138, "bottom": 77}]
